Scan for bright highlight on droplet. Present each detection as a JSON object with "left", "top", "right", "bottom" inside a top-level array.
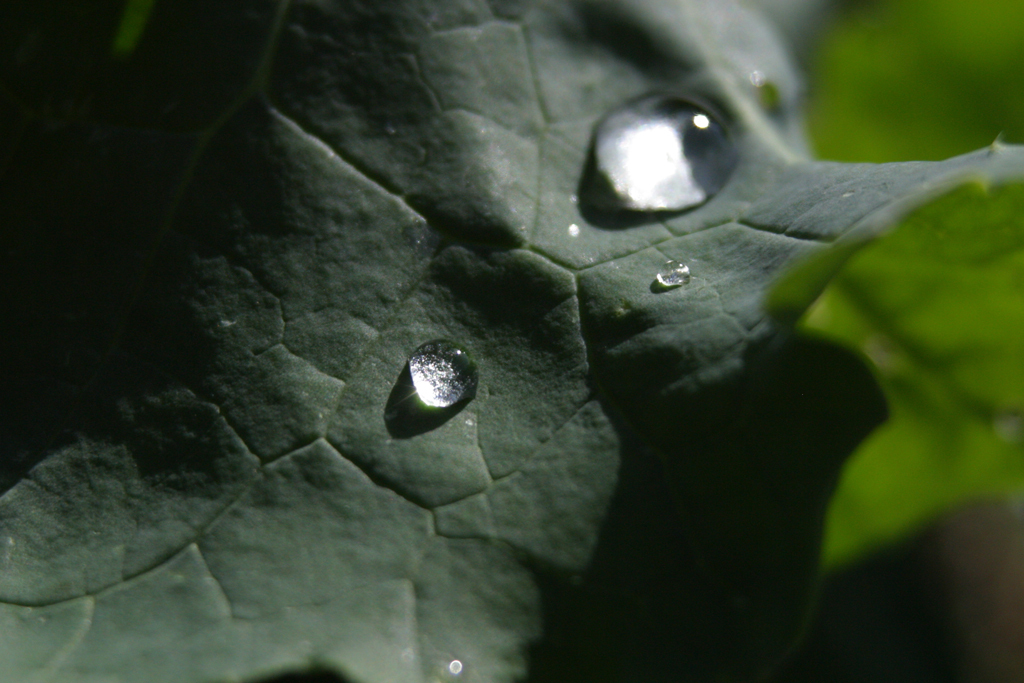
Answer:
[
  {"left": 408, "top": 340, "right": 478, "bottom": 408},
  {"left": 587, "top": 95, "right": 737, "bottom": 212},
  {"left": 568, "top": 223, "right": 580, "bottom": 237},
  {"left": 448, "top": 660, "right": 463, "bottom": 676},
  {"left": 598, "top": 119, "right": 702, "bottom": 210}
]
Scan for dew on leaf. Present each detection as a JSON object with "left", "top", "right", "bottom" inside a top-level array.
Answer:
[
  {"left": 749, "top": 70, "right": 781, "bottom": 110},
  {"left": 568, "top": 223, "right": 580, "bottom": 237},
  {"left": 585, "top": 95, "right": 737, "bottom": 213},
  {"left": 448, "top": 660, "right": 463, "bottom": 676},
  {"left": 409, "top": 340, "right": 478, "bottom": 408},
  {"left": 652, "top": 260, "right": 691, "bottom": 290}
]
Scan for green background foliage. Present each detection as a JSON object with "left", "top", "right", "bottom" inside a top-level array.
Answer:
[
  {"left": 808, "top": 0, "right": 1024, "bottom": 162},
  {"left": 799, "top": 0, "right": 1024, "bottom": 568}
]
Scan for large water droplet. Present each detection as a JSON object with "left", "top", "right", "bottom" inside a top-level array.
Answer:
[
  {"left": 409, "top": 340, "right": 477, "bottom": 408},
  {"left": 586, "top": 96, "right": 737, "bottom": 213},
  {"left": 652, "top": 260, "right": 691, "bottom": 290}
]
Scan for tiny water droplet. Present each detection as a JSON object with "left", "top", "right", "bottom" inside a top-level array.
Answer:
[
  {"left": 448, "top": 660, "right": 464, "bottom": 676},
  {"left": 409, "top": 340, "right": 478, "bottom": 408},
  {"left": 748, "top": 70, "right": 781, "bottom": 110},
  {"left": 586, "top": 96, "right": 737, "bottom": 213},
  {"left": 841, "top": 191, "right": 855, "bottom": 198},
  {"left": 653, "top": 260, "right": 691, "bottom": 290},
  {"left": 568, "top": 223, "right": 580, "bottom": 237}
]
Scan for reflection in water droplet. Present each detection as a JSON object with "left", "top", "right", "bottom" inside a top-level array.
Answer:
[
  {"left": 409, "top": 340, "right": 478, "bottom": 408},
  {"left": 653, "top": 260, "right": 691, "bottom": 290},
  {"left": 587, "top": 96, "right": 737, "bottom": 213}
]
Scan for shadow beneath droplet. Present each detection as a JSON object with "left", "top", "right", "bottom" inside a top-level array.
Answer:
[
  {"left": 384, "top": 364, "right": 471, "bottom": 439},
  {"left": 576, "top": 150, "right": 692, "bottom": 230}
]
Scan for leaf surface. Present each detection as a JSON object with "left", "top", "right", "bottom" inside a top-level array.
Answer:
[{"left": 2, "top": 1, "right": 1024, "bottom": 682}]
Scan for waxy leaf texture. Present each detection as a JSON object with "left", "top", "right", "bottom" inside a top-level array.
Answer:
[{"left": 2, "top": 1, "right": 1023, "bottom": 682}]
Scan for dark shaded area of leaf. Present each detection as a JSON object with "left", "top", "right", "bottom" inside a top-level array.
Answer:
[
  {"left": 0, "top": 120, "right": 196, "bottom": 495},
  {"left": 255, "top": 669, "right": 351, "bottom": 683},
  {"left": 526, "top": 403, "right": 727, "bottom": 683},
  {"left": 528, "top": 337, "right": 886, "bottom": 683},
  {"left": 0, "top": 91, "right": 23, "bottom": 177},
  {"left": 571, "top": 0, "right": 699, "bottom": 81},
  {"left": 775, "top": 545, "right": 955, "bottom": 683},
  {"left": 0, "top": 0, "right": 277, "bottom": 129}
]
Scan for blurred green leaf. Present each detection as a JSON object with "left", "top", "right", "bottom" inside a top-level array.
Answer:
[
  {"left": 808, "top": 0, "right": 1024, "bottom": 162},
  {"left": 111, "top": 0, "right": 157, "bottom": 57},
  {"left": 771, "top": 178, "right": 1024, "bottom": 567}
]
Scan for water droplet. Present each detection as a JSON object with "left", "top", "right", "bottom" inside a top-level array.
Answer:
[
  {"left": 652, "top": 260, "right": 691, "bottom": 290},
  {"left": 568, "top": 223, "right": 580, "bottom": 237},
  {"left": 586, "top": 96, "right": 737, "bottom": 213},
  {"left": 448, "top": 660, "right": 464, "bottom": 676},
  {"left": 409, "top": 340, "right": 478, "bottom": 408},
  {"left": 749, "top": 71, "right": 781, "bottom": 110}
]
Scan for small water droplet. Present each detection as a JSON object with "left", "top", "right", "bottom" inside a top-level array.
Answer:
[
  {"left": 749, "top": 71, "right": 781, "bottom": 110},
  {"left": 409, "top": 340, "right": 478, "bottom": 408},
  {"left": 652, "top": 260, "right": 691, "bottom": 290},
  {"left": 569, "top": 193, "right": 578, "bottom": 204},
  {"left": 586, "top": 96, "right": 737, "bottom": 213},
  {"left": 841, "top": 191, "right": 855, "bottom": 198},
  {"left": 448, "top": 660, "right": 464, "bottom": 676},
  {"left": 568, "top": 223, "right": 580, "bottom": 237}
]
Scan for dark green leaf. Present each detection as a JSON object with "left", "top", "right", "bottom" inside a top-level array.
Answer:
[{"left": 2, "top": 1, "right": 1024, "bottom": 682}]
